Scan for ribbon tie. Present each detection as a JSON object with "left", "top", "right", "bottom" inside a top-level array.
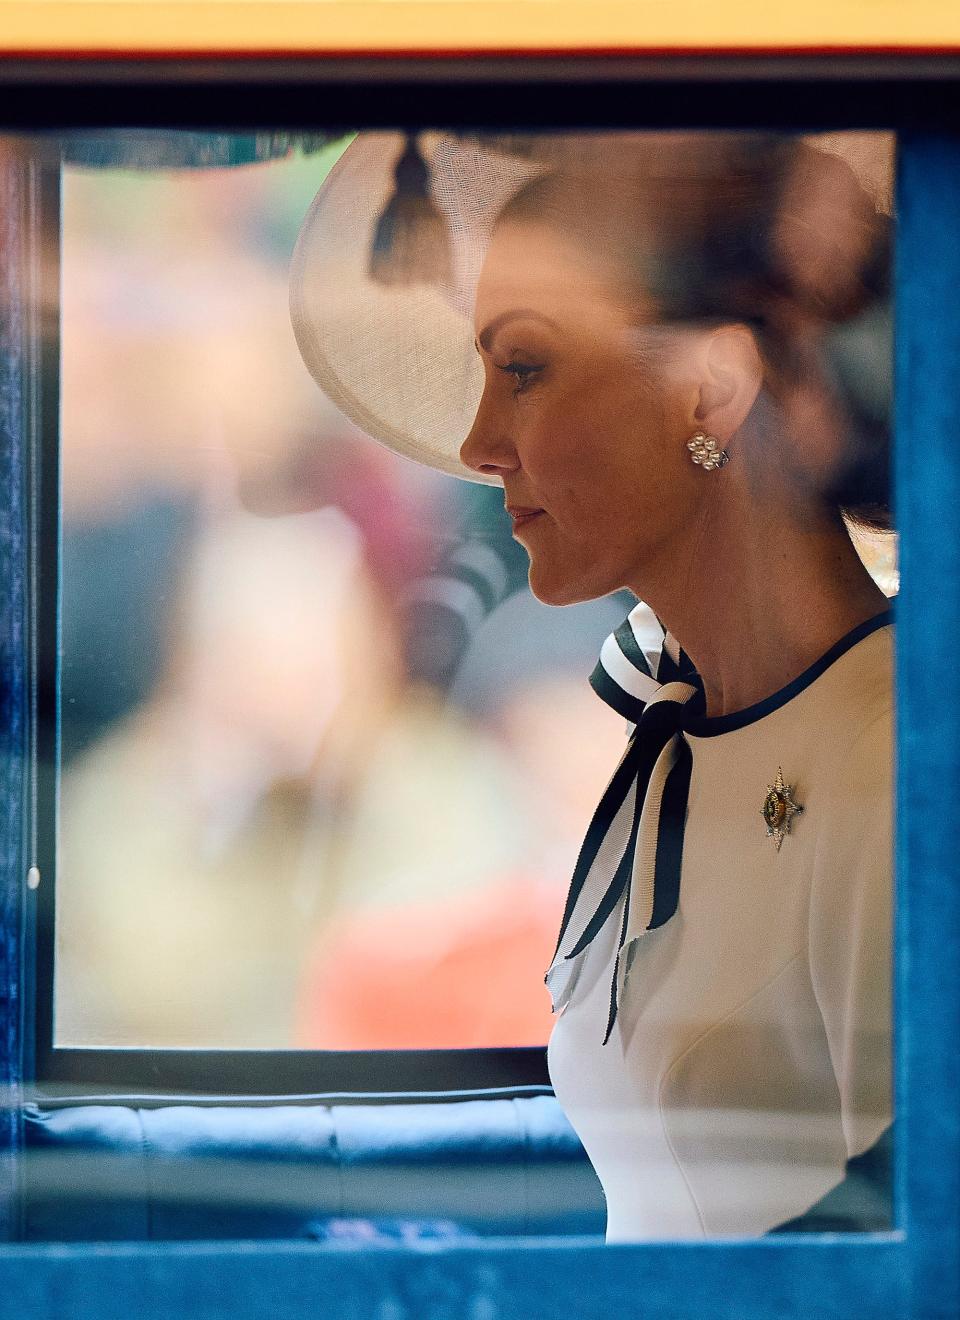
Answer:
[{"left": 545, "top": 606, "right": 702, "bottom": 1043}]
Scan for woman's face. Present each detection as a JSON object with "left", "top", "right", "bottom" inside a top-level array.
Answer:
[{"left": 460, "top": 220, "right": 705, "bottom": 606}]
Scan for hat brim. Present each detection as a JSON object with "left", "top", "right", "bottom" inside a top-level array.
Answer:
[{"left": 289, "top": 131, "right": 542, "bottom": 485}]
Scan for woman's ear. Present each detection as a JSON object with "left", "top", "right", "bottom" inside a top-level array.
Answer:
[{"left": 694, "top": 325, "right": 764, "bottom": 442}]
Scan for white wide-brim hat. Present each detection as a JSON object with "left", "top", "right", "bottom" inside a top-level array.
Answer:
[{"left": 289, "top": 130, "right": 893, "bottom": 486}]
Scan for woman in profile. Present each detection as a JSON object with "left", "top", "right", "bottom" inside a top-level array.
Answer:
[{"left": 291, "top": 131, "right": 894, "bottom": 1239}]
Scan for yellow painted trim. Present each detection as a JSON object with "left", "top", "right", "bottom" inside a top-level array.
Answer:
[{"left": 0, "top": 1, "right": 958, "bottom": 57}]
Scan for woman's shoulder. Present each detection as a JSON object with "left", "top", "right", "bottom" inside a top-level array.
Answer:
[
  {"left": 816, "top": 620, "right": 893, "bottom": 789},
  {"left": 779, "top": 615, "right": 893, "bottom": 785}
]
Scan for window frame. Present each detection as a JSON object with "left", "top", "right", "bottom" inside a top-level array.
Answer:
[{"left": 0, "top": 51, "right": 958, "bottom": 1319}]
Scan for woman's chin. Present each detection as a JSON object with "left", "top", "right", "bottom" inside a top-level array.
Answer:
[{"left": 527, "top": 562, "right": 606, "bottom": 608}]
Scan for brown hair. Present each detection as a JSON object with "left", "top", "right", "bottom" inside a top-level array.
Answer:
[{"left": 495, "top": 134, "right": 893, "bottom": 532}]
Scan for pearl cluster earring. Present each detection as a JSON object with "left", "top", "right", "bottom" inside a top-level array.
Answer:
[{"left": 687, "top": 431, "right": 730, "bottom": 471}]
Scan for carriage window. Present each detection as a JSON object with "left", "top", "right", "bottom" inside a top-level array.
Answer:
[{"left": 21, "top": 125, "right": 899, "bottom": 1243}]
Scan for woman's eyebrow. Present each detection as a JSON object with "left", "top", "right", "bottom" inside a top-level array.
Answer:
[{"left": 476, "top": 309, "right": 559, "bottom": 353}]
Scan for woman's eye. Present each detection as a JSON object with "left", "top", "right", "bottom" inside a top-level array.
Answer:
[{"left": 497, "top": 361, "right": 543, "bottom": 395}]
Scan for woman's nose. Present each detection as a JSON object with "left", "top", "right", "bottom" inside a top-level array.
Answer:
[{"left": 459, "top": 393, "right": 520, "bottom": 478}]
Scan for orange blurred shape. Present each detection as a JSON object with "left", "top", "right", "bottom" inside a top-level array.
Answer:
[{"left": 295, "top": 874, "right": 563, "bottom": 1049}]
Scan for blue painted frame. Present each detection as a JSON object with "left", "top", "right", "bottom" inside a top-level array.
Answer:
[
  {"left": 0, "top": 140, "right": 27, "bottom": 1249},
  {"left": 0, "top": 124, "right": 958, "bottom": 1319}
]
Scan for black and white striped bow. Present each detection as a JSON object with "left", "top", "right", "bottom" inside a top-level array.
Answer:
[{"left": 545, "top": 605, "right": 702, "bottom": 1043}]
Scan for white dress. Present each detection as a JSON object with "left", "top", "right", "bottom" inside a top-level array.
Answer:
[{"left": 547, "top": 610, "right": 893, "bottom": 1241}]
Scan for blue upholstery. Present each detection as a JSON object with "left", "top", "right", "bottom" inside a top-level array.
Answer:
[{"left": 21, "top": 1095, "right": 605, "bottom": 1241}]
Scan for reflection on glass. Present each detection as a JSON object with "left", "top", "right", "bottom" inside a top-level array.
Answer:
[{"left": 53, "top": 129, "right": 895, "bottom": 1240}]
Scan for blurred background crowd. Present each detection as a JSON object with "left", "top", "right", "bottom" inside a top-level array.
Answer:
[{"left": 54, "top": 136, "right": 636, "bottom": 1051}]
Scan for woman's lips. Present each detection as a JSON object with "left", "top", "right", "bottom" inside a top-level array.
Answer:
[{"left": 506, "top": 506, "right": 544, "bottom": 529}]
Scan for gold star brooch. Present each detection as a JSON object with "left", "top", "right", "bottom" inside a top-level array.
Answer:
[{"left": 762, "top": 767, "right": 803, "bottom": 851}]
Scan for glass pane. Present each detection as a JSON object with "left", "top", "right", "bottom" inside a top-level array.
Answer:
[{"left": 46, "top": 127, "right": 895, "bottom": 1239}]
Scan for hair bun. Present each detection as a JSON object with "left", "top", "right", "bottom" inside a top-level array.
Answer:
[{"left": 770, "top": 140, "right": 891, "bottom": 326}]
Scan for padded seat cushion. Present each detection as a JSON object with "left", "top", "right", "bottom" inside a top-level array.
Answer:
[{"left": 22, "top": 1095, "right": 605, "bottom": 1241}]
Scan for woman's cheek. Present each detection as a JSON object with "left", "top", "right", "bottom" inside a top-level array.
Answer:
[{"left": 534, "top": 398, "right": 591, "bottom": 471}]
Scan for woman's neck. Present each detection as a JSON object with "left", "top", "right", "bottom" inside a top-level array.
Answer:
[{"left": 632, "top": 492, "right": 890, "bottom": 720}]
